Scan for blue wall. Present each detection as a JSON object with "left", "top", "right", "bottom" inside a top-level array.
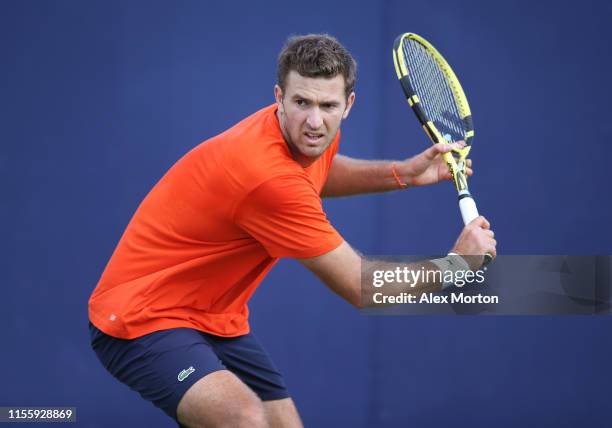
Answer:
[{"left": 2, "top": 1, "right": 611, "bottom": 427}]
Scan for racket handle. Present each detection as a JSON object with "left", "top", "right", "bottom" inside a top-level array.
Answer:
[
  {"left": 458, "top": 194, "right": 479, "bottom": 225},
  {"left": 458, "top": 194, "right": 493, "bottom": 266}
]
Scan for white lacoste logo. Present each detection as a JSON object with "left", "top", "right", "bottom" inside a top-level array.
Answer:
[{"left": 177, "top": 366, "right": 196, "bottom": 382}]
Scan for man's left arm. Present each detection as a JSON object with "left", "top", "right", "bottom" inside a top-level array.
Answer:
[{"left": 321, "top": 142, "right": 472, "bottom": 197}]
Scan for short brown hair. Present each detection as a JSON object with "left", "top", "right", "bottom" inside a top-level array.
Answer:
[{"left": 277, "top": 34, "right": 357, "bottom": 99}]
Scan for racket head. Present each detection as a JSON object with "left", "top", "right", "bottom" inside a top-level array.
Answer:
[{"left": 393, "top": 33, "right": 474, "bottom": 191}]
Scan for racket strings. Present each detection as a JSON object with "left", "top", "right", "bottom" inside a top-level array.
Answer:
[
  {"left": 402, "top": 40, "right": 465, "bottom": 143},
  {"left": 413, "top": 44, "right": 452, "bottom": 123},
  {"left": 407, "top": 41, "right": 460, "bottom": 133}
]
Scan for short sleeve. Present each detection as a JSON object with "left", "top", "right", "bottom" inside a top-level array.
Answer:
[{"left": 234, "top": 175, "right": 344, "bottom": 258}]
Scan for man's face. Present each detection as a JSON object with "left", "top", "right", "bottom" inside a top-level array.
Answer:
[{"left": 275, "top": 70, "right": 355, "bottom": 166}]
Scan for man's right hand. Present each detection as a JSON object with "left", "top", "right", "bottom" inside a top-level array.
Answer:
[
  {"left": 451, "top": 216, "right": 497, "bottom": 270},
  {"left": 298, "top": 216, "right": 497, "bottom": 308}
]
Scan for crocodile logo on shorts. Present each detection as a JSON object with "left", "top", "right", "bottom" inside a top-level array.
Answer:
[{"left": 177, "top": 366, "right": 196, "bottom": 382}]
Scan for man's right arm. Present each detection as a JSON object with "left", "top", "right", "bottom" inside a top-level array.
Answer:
[
  {"left": 298, "top": 241, "right": 364, "bottom": 307},
  {"left": 297, "top": 216, "right": 497, "bottom": 308}
]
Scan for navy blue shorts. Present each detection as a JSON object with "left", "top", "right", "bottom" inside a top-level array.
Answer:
[{"left": 89, "top": 322, "right": 289, "bottom": 423}]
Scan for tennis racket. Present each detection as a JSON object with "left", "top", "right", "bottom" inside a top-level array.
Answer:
[{"left": 392, "top": 32, "right": 492, "bottom": 263}]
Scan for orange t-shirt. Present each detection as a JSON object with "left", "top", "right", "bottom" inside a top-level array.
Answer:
[{"left": 88, "top": 104, "right": 343, "bottom": 339}]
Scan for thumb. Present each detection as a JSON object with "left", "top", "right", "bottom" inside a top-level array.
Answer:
[
  {"left": 427, "top": 141, "right": 465, "bottom": 158},
  {"left": 469, "top": 216, "right": 490, "bottom": 229},
  {"left": 425, "top": 143, "right": 451, "bottom": 159}
]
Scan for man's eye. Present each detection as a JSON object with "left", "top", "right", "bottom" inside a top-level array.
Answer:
[{"left": 296, "top": 99, "right": 305, "bottom": 106}]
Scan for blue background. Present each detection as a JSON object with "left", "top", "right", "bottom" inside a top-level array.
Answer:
[{"left": 2, "top": 1, "right": 611, "bottom": 427}]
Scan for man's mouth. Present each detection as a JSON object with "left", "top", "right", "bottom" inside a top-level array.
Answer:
[{"left": 304, "top": 131, "right": 324, "bottom": 144}]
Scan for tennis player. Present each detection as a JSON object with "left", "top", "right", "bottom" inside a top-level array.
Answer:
[{"left": 89, "top": 34, "right": 496, "bottom": 427}]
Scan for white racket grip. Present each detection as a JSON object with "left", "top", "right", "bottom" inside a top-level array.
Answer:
[
  {"left": 459, "top": 195, "right": 479, "bottom": 225},
  {"left": 459, "top": 194, "right": 493, "bottom": 266}
]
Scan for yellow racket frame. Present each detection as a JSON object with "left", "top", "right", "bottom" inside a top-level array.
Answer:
[{"left": 392, "top": 32, "right": 473, "bottom": 192}]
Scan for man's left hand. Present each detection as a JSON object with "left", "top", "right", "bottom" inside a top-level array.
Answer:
[{"left": 397, "top": 141, "right": 473, "bottom": 187}]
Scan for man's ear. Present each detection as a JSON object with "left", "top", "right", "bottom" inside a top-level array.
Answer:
[
  {"left": 342, "top": 92, "right": 356, "bottom": 119},
  {"left": 274, "top": 84, "right": 284, "bottom": 112}
]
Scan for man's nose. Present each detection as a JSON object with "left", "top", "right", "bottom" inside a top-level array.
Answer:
[{"left": 306, "top": 108, "right": 323, "bottom": 129}]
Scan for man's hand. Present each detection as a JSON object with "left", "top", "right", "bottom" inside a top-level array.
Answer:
[
  {"left": 396, "top": 142, "right": 473, "bottom": 187},
  {"left": 451, "top": 216, "right": 497, "bottom": 270}
]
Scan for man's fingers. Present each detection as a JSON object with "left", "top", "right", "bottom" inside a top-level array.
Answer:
[
  {"left": 427, "top": 141, "right": 466, "bottom": 159},
  {"left": 489, "top": 238, "right": 497, "bottom": 258},
  {"left": 465, "top": 159, "right": 473, "bottom": 176},
  {"left": 487, "top": 246, "right": 497, "bottom": 259}
]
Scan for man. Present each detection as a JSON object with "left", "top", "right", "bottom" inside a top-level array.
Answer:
[{"left": 89, "top": 34, "right": 496, "bottom": 427}]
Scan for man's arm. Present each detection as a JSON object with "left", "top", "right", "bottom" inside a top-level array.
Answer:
[
  {"left": 298, "top": 217, "right": 496, "bottom": 307},
  {"left": 321, "top": 142, "right": 472, "bottom": 197}
]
